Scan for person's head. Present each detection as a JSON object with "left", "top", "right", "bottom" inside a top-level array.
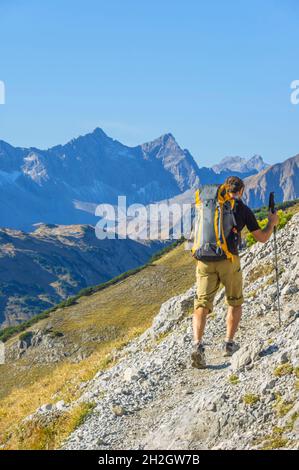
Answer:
[{"left": 225, "top": 176, "right": 245, "bottom": 199}]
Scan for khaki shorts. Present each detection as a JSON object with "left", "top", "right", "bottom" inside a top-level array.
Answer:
[{"left": 194, "top": 256, "right": 244, "bottom": 313}]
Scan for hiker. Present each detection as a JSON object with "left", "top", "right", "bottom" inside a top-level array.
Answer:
[{"left": 191, "top": 176, "right": 279, "bottom": 369}]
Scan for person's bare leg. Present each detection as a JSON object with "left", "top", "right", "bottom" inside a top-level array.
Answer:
[
  {"left": 226, "top": 305, "right": 242, "bottom": 341},
  {"left": 192, "top": 307, "right": 209, "bottom": 368},
  {"left": 193, "top": 307, "right": 209, "bottom": 344}
]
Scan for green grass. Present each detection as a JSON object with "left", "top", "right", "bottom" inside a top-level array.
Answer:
[
  {"left": 274, "top": 394, "right": 295, "bottom": 418},
  {"left": 254, "top": 198, "right": 299, "bottom": 220},
  {"left": 14, "top": 402, "right": 96, "bottom": 450},
  {"left": 244, "top": 200, "right": 299, "bottom": 247},
  {"left": 252, "top": 426, "right": 289, "bottom": 450},
  {"left": 285, "top": 411, "right": 299, "bottom": 431},
  {"left": 246, "top": 210, "right": 293, "bottom": 247},
  {"left": 228, "top": 374, "right": 239, "bottom": 385},
  {"left": 243, "top": 393, "right": 260, "bottom": 405},
  {"left": 276, "top": 401, "right": 294, "bottom": 417},
  {"left": 257, "top": 403, "right": 298, "bottom": 449},
  {"left": 262, "top": 434, "right": 289, "bottom": 450},
  {"left": 273, "top": 363, "right": 294, "bottom": 377}
]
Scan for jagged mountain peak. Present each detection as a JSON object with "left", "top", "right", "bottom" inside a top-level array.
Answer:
[
  {"left": 55, "top": 127, "right": 113, "bottom": 150},
  {"left": 82, "top": 127, "right": 115, "bottom": 144},
  {"left": 248, "top": 154, "right": 263, "bottom": 162},
  {"left": 141, "top": 132, "right": 178, "bottom": 150},
  {"left": 92, "top": 127, "right": 110, "bottom": 137},
  {"left": 212, "top": 154, "right": 269, "bottom": 174}
]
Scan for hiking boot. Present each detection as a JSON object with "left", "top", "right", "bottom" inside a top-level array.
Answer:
[
  {"left": 191, "top": 343, "right": 207, "bottom": 369},
  {"left": 222, "top": 340, "right": 239, "bottom": 357}
]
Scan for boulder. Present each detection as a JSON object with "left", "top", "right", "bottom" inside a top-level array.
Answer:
[
  {"left": 230, "top": 340, "right": 264, "bottom": 372},
  {"left": 123, "top": 367, "right": 139, "bottom": 382}
]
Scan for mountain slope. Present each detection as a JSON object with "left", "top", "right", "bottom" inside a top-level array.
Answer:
[
  {"left": 0, "top": 211, "right": 298, "bottom": 449},
  {"left": 244, "top": 154, "right": 299, "bottom": 208},
  {"left": 0, "top": 224, "right": 162, "bottom": 327}
]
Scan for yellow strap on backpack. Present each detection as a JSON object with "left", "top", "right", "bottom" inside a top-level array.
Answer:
[
  {"left": 195, "top": 188, "right": 201, "bottom": 207},
  {"left": 215, "top": 184, "right": 235, "bottom": 262},
  {"left": 191, "top": 189, "right": 201, "bottom": 255}
]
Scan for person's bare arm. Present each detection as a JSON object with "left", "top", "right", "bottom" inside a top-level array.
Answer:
[{"left": 251, "top": 211, "right": 279, "bottom": 243}]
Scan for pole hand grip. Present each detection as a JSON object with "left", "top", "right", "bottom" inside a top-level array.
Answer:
[{"left": 268, "top": 192, "right": 275, "bottom": 214}]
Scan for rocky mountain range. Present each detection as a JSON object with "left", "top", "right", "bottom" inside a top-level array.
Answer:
[
  {"left": 0, "top": 129, "right": 273, "bottom": 231},
  {"left": 0, "top": 130, "right": 201, "bottom": 231},
  {"left": 243, "top": 154, "right": 299, "bottom": 208}
]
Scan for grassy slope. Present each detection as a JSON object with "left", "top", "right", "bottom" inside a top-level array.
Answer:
[{"left": 0, "top": 242, "right": 196, "bottom": 449}]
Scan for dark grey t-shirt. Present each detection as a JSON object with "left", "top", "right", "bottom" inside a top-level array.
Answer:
[{"left": 227, "top": 199, "right": 260, "bottom": 254}]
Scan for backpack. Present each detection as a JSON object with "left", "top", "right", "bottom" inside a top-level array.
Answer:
[{"left": 191, "top": 183, "right": 238, "bottom": 262}]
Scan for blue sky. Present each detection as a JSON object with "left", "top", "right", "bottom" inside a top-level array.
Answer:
[{"left": 0, "top": 0, "right": 298, "bottom": 166}]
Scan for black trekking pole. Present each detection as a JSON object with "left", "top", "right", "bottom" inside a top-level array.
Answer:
[{"left": 268, "top": 192, "right": 281, "bottom": 327}]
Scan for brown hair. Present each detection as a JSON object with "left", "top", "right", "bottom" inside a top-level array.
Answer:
[{"left": 225, "top": 176, "right": 245, "bottom": 193}]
